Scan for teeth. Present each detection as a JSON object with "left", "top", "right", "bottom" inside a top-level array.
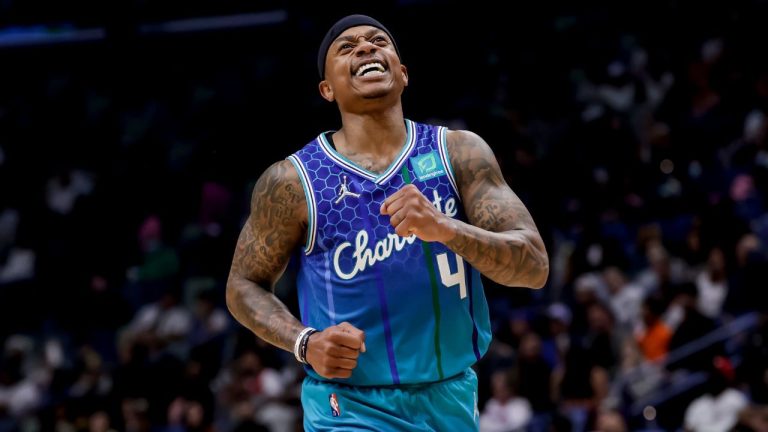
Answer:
[{"left": 355, "top": 61, "right": 385, "bottom": 77}]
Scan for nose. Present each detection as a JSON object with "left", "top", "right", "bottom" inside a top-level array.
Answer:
[{"left": 354, "top": 39, "right": 377, "bottom": 57}]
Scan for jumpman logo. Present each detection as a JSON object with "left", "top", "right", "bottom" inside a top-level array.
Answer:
[{"left": 335, "top": 175, "right": 360, "bottom": 204}]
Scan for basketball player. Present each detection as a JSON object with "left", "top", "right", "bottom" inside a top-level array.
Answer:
[{"left": 226, "top": 14, "right": 549, "bottom": 431}]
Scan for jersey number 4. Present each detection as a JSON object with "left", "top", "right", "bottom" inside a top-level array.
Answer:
[{"left": 436, "top": 252, "right": 467, "bottom": 299}]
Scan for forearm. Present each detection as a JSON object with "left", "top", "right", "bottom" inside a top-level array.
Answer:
[
  {"left": 444, "top": 219, "right": 549, "bottom": 288},
  {"left": 226, "top": 275, "right": 304, "bottom": 352}
]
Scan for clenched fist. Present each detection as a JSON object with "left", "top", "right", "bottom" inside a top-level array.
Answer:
[
  {"left": 380, "top": 184, "right": 456, "bottom": 242},
  {"left": 306, "top": 321, "right": 366, "bottom": 379}
]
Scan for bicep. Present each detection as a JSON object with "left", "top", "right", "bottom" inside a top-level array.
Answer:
[
  {"left": 230, "top": 160, "right": 307, "bottom": 287},
  {"left": 448, "top": 130, "right": 537, "bottom": 233}
]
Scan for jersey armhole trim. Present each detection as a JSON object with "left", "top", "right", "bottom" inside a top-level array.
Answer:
[
  {"left": 286, "top": 155, "right": 317, "bottom": 255},
  {"left": 437, "top": 126, "right": 462, "bottom": 201}
]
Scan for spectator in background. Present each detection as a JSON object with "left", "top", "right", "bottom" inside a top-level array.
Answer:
[
  {"left": 582, "top": 301, "right": 618, "bottom": 372},
  {"left": 88, "top": 410, "right": 118, "bottom": 432},
  {"left": 602, "top": 266, "right": 645, "bottom": 335},
  {"left": 493, "top": 308, "right": 534, "bottom": 354},
  {"left": 127, "top": 288, "right": 191, "bottom": 340},
  {"left": 730, "top": 173, "right": 765, "bottom": 225},
  {"left": 124, "top": 287, "right": 192, "bottom": 361},
  {"left": 75, "top": 274, "right": 133, "bottom": 364},
  {"left": 164, "top": 397, "right": 213, "bottom": 432},
  {"left": 542, "top": 302, "right": 572, "bottom": 368},
  {"left": 594, "top": 409, "right": 628, "bottom": 432},
  {"left": 121, "top": 398, "right": 150, "bottom": 432},
  {"left": 0, "top": 336, "right": 44, "bottom": 422},
  {"left": 681, "top": 218, "right": 708, "bottom": 270},
  {"left": 635, "top": 241, "right": 689, "bottom": 308},
  {"left": 134, "top": 215, "right": 180, "bottom": 283},
  {"left": 185, "top": 288, "right": 231, "bottom": 386},
  {"left": 188, "top": 288, "right": 230, "bottom": 348},
  {"left": 45, "top": 166, "right": 94, "bottom": 217},
  {"left": 683, "top": 357, "right": 747, "bottom": 432},
  {"left": 636, "top": 294, "right": 672, "bottom": 362},
  {"left": 479, "top": 368, "right": 532, "bottom": 432},
  {"left": 66, "top": 346, "right": 113, "bottom": 423},
  {"left": 125, "top": 215, "right": 180, "bottom": 310},
  {"left": 0, "top": 208, "right": 34, "bottom": 285},
  {"left": 719, "top": 109, "right": 767, "bottom": 172},
  {"left": 552, "top": 343, "right": 610, "bottom": 432},
  {"left": 695, "top": 247, "right": 728, "bottom": 320},
  {"left": 726, "top": 233, "right": 768, "bottom": 314},
  {"left": 179, "top": 181, "right": 235, "bottom": 280},
  {"left": 213, "top": 350, "right": 298, "bottom": 432},
  {"left": 0, "top": 209, "right": 37, "bottom": 337},
  {"left": 667, "top": 283, "right": 722, "bottom": 372},
  {"left": 569, "top": 273, "right": 605, "bottom": 337},
  {"left": 737, "top": 310, "right": 768, "bottom": 405},
  {"left": 516, "top": 332, "right": 553, "bottom": 432}
]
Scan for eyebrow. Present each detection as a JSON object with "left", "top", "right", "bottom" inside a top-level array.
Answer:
[{"left": 334, "top": 29, "right": 386, "bottom": 46}]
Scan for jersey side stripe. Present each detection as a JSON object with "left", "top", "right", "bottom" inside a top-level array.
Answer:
[
  {"left": 286, "top": 155, "right": 317, "bottom": 255},
  {"left": 323, "top": 252, "right": 336, "bottom": 326},
  {"left": 400, "top": 163, "right": 445, "bottom": 380},
  {"left": 466, "top": 263, "right": 481, "bottom": 361}
]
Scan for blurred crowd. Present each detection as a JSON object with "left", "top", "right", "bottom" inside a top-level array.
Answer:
[{"left": 2, "top": 2, "right": 768, "bottom": 432}]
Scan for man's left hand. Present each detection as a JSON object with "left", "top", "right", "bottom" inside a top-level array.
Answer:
[{"left": 380, "top": 184, "right": 456, "bottom": 242}]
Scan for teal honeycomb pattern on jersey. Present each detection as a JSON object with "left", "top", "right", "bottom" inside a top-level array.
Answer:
[{"left": 288, "top": 120, "right": 491, "bottom": 387}]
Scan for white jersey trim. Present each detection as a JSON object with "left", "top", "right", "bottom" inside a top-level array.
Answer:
[
  {"left": 317, "top": 119, "right": 417, "bottom": 185},
  {"left": 437, "top": 126, "right": 461, "bottom": 201},
  {"left": 286, "top": 155, "right": 317, "bottom": 255}
]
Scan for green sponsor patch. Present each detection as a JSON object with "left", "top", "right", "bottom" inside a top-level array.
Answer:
[{"left": 410, "top": 151, "right": 446, "bottom": 181}]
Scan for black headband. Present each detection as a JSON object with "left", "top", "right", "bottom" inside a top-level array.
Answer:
[{"left": 317, "top": 14, "right": 401, "bottom": 79}]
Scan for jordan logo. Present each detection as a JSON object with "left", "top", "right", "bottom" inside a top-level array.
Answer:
[{"left": 335, "top": 175, "right": 360, "bottom": 204}]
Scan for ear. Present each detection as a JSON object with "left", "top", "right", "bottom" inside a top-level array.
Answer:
[
  {"left": 400, "top": 64, "right": 409, "bottom": 87},
  {"left": 319, "top": 80, "right": 335, "bottom": 102}
]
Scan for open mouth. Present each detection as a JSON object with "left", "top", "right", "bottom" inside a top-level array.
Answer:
[{"left": 353, "top": 61, "right": 387, "bottom": 78}]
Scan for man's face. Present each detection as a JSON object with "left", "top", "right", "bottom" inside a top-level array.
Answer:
[{"left": 320, "top": 25, "right": 408, "bottom": 109}]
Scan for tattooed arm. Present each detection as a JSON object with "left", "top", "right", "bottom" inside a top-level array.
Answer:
[
  {"left": 228, "top": 160, "right": 368, "bottom": 377},
  {"left": 225, "top": 160, "right": 307, "bottom": 351},
  {"left": 380, "top": 130, "right": 548, "bottom": 287},
  {"left": 444, "top": 130, "right": 549, "bottom": 288}
]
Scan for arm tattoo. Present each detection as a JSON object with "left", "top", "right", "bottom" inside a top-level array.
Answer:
[
  {"left": 444, "top": 130, "right": 549, "bottom": 288},
  {"left": 226, "top": 160, "right": 308, "bottom": 351}
]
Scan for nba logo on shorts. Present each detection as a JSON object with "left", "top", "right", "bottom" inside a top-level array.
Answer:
[{"left": 329, "top": 393, "right": 341, "bottom": 417}]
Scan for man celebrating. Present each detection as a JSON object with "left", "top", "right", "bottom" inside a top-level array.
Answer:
[{"left": 226, "top": 14, "right": 549, "bottom": 431}]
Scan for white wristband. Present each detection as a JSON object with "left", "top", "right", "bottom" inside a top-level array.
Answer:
[{"left": 294, "top": 327, "right": 316, "bottom": 363}]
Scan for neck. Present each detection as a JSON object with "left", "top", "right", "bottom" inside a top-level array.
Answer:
[{"left": 334, "top": 104, "right": 406, "bottom": 155}]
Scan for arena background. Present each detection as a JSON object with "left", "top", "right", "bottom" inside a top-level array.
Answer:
[{"left": 1, "top": 1, "right": 767, "bottom": 431}]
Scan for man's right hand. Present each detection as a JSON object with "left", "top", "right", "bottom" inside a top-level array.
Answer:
[{"left": 305, "top": 321, "right": 366, "bottom": 379}]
